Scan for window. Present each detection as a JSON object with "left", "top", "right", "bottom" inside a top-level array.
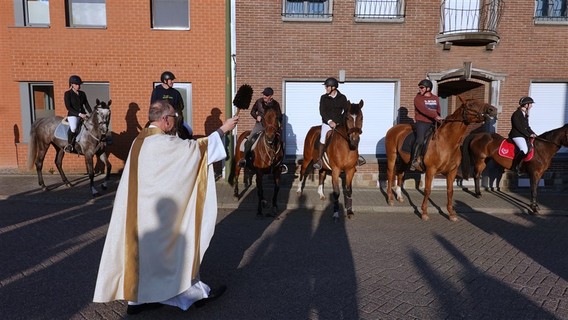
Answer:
[
  {"left": 443, "top": 0, "right": 481, "bottom": 33},
  {"left": 354, "top": 0, "right": 405, "bottom": 21},
  {"left": 13, "top": 0, "right": 50, "bottom": 27},
  {"left": 282, "top": 0, "right": 333, "bottom": 21},
  {"left": 19, "top": 82, "right": 54, "bottom": 143},
  {"left": 66, "top": 0, "right": 107, "bottom": 28},
  {"left": 529, "top": 82, "right": 568, "bottom": 153},
  {"left": 535, "top": 0, "right": 568, "bottom": 22},
  {"left": 152, "top": 82, "right": 193, "bottom": 128},
  {"left": 152, "top": 0, "right": 190, "bottom": 30}
]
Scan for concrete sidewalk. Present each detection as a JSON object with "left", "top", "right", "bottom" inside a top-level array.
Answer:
[{"left": 3, "top": 173, "right": 566, "bottom": 217}]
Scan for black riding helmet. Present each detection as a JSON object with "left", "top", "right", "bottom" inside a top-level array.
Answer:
[
  {"left": 519, "top": 96, "right": 534, "bottom": 106},
  {"left": 69, "top": 75, "right": 83, "bottom": 85},
  {"left": 323, "top": 77, "right": 339, "bottom": 88},
  {"left": 161, "top": 71, "right": 176, "bottom": 83},
  {"left": 418, "top": 79, "right": 433, "bottom": 89}
]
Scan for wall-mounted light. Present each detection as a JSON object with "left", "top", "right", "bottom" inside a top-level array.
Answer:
[{"left": 339, "top": 70, "right": 346, "bottom": 83}]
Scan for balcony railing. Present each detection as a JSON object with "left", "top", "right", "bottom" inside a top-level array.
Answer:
[{"left": 437, "top": 0, "right": 503, "bottom": 48}]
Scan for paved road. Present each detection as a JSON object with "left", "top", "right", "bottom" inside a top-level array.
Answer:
[{"left": 1, "top": 174, "right": 567, "bottom": 319}]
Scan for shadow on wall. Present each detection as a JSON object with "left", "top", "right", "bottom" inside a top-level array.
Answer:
[{"left": 105, "top": 102, "right": 143, "bottom": 171}]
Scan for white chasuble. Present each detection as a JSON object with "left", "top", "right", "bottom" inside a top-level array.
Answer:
[{"left": 93, "top": 128, "right": 226, "bottom": 303}]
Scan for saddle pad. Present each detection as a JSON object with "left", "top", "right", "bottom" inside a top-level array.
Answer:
[
  {"left": 54, "top": 123, "right": 69, "bottom": 140},
  {"left": 498, "top": 139, "right": 534, "bottom": 161}
]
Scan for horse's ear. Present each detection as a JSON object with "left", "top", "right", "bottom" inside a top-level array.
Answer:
[
  {"left": 359, "top": 99, "right": 364, "bottom": 108},
  {"left": 96, "top": 98, "right": 101, "bottom": 105},
  {"left": 107, "top": 100, "right": 112, "bottom": 108},
  {"left": 458, "top": 95, "right": 466, "bottom": 104}
]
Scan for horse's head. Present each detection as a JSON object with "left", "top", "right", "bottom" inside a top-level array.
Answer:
[
  {"left": 344, "top": 99, "right": 364, "bottom": 150},
  {"left": 93, "top": 99, "right": 112, "bottom": 136},
  {"left": 261, "top": 107, "right": 280, "bottom": 145},
  {"left": 454, "top": 96, "right": 497, "bottom": 125}
]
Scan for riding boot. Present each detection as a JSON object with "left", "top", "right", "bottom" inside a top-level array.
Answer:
[
  {"left": 313, "top": 143, "right": 325, "bottom": 170},
  {"left": 65, "top": 129, "right": 76, "bottom": 153},
  {"left": 410, "top": 143, "right": 423, "bottom": 171},
  {"left": 511, "top": 151, "right": 526, "bottom": 175},
  {"left": 238, "top": 138, "right": 252, "bottom": 167}
]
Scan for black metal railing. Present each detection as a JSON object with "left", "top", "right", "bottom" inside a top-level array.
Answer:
[
  {"left": 535, "top": 0, "right": 568, "bottom": 21},
  {"left": 439, "top": 0, "right": 504, "bottom": 34},
  {"left": 282, "top": 0, "right": 332, "bottom": 19},
  {"left": 354, "top": 0, "right": 405, "bottom": 19}
]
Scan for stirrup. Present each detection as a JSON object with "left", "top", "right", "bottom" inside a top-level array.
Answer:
[
  {"left": 410, "top": 159, "right": 421, "bottom": 171},
  {"left": 313, "top": 160, "right": 322, "bottom": 170},
  {"left": 357, "top": 156, "right": 366, "bottom": 166},
  {"left": 64, "top": 144, "right": 74, "bottom": 153}
]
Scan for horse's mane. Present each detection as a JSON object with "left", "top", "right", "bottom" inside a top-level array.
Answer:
[{"left": 539, "top": 123, "right": 568, "bottom": 138}]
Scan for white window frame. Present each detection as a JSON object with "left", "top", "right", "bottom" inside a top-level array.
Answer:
[
  {"left": 354, "top": 0, "right": 405, "bottom": 23},
  {"left": 151, "top": 0, "right": 190, "bottom": 30},
  {"left": 13, "top": 0, "right": 50, "bottom": 27},
  {"left": 152, "top": 82, "right": 193, "bottom": 129},
  {"left": 66, "top": 0, "right": 107, "bottom": 28},
  {"left": 282, "top": 0, "right": 333, "bottom": 22}
]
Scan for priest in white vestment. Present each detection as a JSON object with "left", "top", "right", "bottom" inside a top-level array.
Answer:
[{"left": 93, "top": 100, "right": 238, "bottom": 314}]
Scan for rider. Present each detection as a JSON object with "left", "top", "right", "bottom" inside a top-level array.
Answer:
[
  {"left": 410, "top": 79, "right": 443, "bottom": 171},
  {"left": 313, "top": 77, "right": 349, "bottom": 170},
  {"left": 64, "top": 75, "right": 92, "bottom": 153},
  {"left": 509, "top": 96, "right": 536, "bottom": 174},
  {"left": 150, "top": 71, "right": 193, "bottom": 140},
  {"left": 238, "top": 87, "right": 282, "bottom": 167}
]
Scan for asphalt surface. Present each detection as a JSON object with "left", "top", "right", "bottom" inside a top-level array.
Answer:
[{"left": 1, "top": 173, "right": 568, "bottom": 320}]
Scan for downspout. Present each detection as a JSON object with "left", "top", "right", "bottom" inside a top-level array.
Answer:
[{"left": 225, "top": 0, "right": 235, "bottom": 181}]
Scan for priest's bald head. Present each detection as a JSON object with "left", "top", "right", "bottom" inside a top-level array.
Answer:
[{"left": 149, "top": 100, "right": 177, "bottom": 134}]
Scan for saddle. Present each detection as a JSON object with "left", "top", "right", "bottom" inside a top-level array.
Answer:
[
  {"left": 401, "top": 125, "right": 435, "bottom": 156},
  {"left": 498, "top": 138, "right": 535, "bottom": 161},
  {"left": 54, "top": 119, "right": 82, "bottom": 143}
]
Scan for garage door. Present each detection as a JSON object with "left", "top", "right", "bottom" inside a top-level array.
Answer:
[
  {"left": 284, "top": 81, "right": 396, "bottom": 157},
  {"left": 529, "top": 82, "right": 568, "bottom": 153}
]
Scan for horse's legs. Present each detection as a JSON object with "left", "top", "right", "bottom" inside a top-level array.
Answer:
[
  {"left": 317, "top": 170, "right": 327, "bottom": 200},
  {"left": 445, "top": 170, "right": 458, "bottom": 221},
  {"left": 473, "top": 159, "right": 487, "bottom": 197},
  {"left": 344, "top": 168, "right": 356, "bottom": 218},
  {"left": 34, "top": 145, "right": 49, "bottom": 190},
  {"left": 256, "top": 172, "right": 266, "bottom": 217},
  {"left": 296, "top": 158, "right": 309, "bottom": 194},
  {"left": 330, "top": 169, "right": 341, "bottom": 221},
  {"left": 420, "top": 170, "right": 435, "bottom": 221},
  {"left": 386, "top": 154, "right": 396, "bottom": 205},
  {"left": 98, "top": 150, "right": 112, "bottom": 190},
  {"left": 529, "top": 172, "right": 541, "bottom": 214},
  {"left": 270, "top": 170, "right": 281, "bottom": 216},
  {"left": 395, "top": 171, "right": 404, "bottom": 203},
  {"left": 54, "top": 148, "right": 72, "bottom": 188},
  {"left": 85, "top": 154, "right": 99, "bottom": 197},
  {"left": 233, "top": 165, "right": 241, "bottom": 198}
]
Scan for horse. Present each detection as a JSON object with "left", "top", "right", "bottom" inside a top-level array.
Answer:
[
  {"left": 296, "top": 100, "right": 364, "bottom": 221},
  {"left": 385, "top": 97, "right": 497, "bottom": 221},
  {"left": 27, "top": 99, "right": 112, "bottom": 197},
  {"left": 232, "top": 107, "right": 284, "bottom": 217},
  {"left": 461, "top": 124, "right": 568, "bottom": 213}
]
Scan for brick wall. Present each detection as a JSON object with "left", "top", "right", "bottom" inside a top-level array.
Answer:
[{"left": 0, "top": 0, "right": 227, "bottom": 173}]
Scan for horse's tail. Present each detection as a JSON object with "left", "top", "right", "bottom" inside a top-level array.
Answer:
[
  {"left": 460, "top": 134, "right": 474, "bottom": 180},
  {"left": 27, "top": 124, "right": 37, "bottom": 170}
]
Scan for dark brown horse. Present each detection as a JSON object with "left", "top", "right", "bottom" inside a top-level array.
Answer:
[
  {"left": 296, "top": 100, "right": 364, "bottom": 220},
  {"left": 27, "top": 99, "right": 112, "bottom": 196},
  {"left": 461, "top": 124, "right": 568, "bottom": 213},
  {"left": 385, "top": 97, "right": 497, "bottom": 221},
  {"left": 232, "top": 107, "right": 284, "bottom": 217}
]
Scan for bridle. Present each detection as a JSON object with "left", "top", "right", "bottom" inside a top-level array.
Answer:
[
  {"left": 81, "top": 107, "right": 110, "bottom": 143},
  {"left": 443, "top": 102, "right": 493, "bottom": 125}
]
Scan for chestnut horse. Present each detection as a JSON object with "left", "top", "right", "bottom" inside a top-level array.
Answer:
[
  {"left": 296, "top": 100, "right": 364, "bottom": 220},
  {"left": 385, "top": 97, "right": 497, "bottom": 221},
  {"left": 461, "top": 124, "right": 568, "bottom": 213},
  {"left": 232, "top": 107, "right": 284, "bottom": 217},
  {"left": 27, "top": 99, "right": 112, "bottom": 196}
]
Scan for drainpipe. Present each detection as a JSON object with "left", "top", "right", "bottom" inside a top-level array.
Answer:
[{"left": 225, "top": 0, "right": 235, "bottom": 181}]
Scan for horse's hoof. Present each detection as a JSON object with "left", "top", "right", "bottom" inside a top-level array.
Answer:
[
  {"left": 421, "top": 214, "right": 429, "bottom": 221},
  {"left": 449, "top": 215, "right": 458, "bottom": 222},
  {"left": 319, "top": 195, "right": 326, "bottom": 201},
  {"left": 93, "top": 192, "right": 100, "bottom": 197},
  {"left": 101, "top": 185, "right": 108, "bottom": 191},
  {"left": 388, "top": 200, "right": 394, "bottom": 206},
  {"left": 475, "top": 193, "right": 481, "bottom": 199},
  {"left": 347, "top": 212, "right": 354, "bottom": 220}
]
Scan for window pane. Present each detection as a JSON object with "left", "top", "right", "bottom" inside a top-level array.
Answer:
[
  {"left": 70, "top": 0, "right": 106, "bottom": 27},
  {"left": 153, "top": 0, "right": 189, "bottom": 29},
  {"left": 284, "top": 0, "right": 331, "bottom": 18},
  {"left": 27, "top": 0, "right": 50, "bottom": 25},
  {"left": 355, "top": 0, "right": 401, "bottom": 18},
  {"left": 30, "top": 84, "right": 54, "bottom": 121}
]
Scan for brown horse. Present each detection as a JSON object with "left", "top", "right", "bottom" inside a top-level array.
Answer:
[
  {"left": 461, "top": 124, "right": 568, "bottom": 213},
  {"left": 27, "top": 99, "right": 112, "bottom": 196},
  {"left": 232, "top": 107, "right": 284, "bottom": 217},
  {"left": 296, "top": 100, "right": 364, "bottom": 221},
  {"left": 385, "top": 97, "right": 497, "bottom": 221}
]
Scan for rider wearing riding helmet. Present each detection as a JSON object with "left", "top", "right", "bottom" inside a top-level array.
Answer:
[
  {"left": 64, "top": 75, "right": 92, "bottom": 153},
  {"left": 151, "top": 71, "right": 193, "bottom": 139},
  {"left": 313, "top": 77, "right": 349, "bottom": 170},
  {"left": 410, "top": 79, "right": 443, "bottom": 171},
  {"left": 509, "top": 96, "right": 536, "bottom": 174}
]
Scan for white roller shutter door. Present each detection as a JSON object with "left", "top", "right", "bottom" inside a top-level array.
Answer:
[
  {"left": 284, "top": 81, "right": 396, "bottom": 157},
  {"left": 529, "top": 82, "right": 568, "bottom": 153}
]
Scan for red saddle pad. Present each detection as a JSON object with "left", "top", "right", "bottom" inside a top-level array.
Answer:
[{"left": 498, "top": 139, "right": 534, "bottom": 161}]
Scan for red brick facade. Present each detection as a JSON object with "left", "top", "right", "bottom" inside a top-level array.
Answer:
[{"left": 0, "top": 0, "right": 227, "bottom": 173}]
